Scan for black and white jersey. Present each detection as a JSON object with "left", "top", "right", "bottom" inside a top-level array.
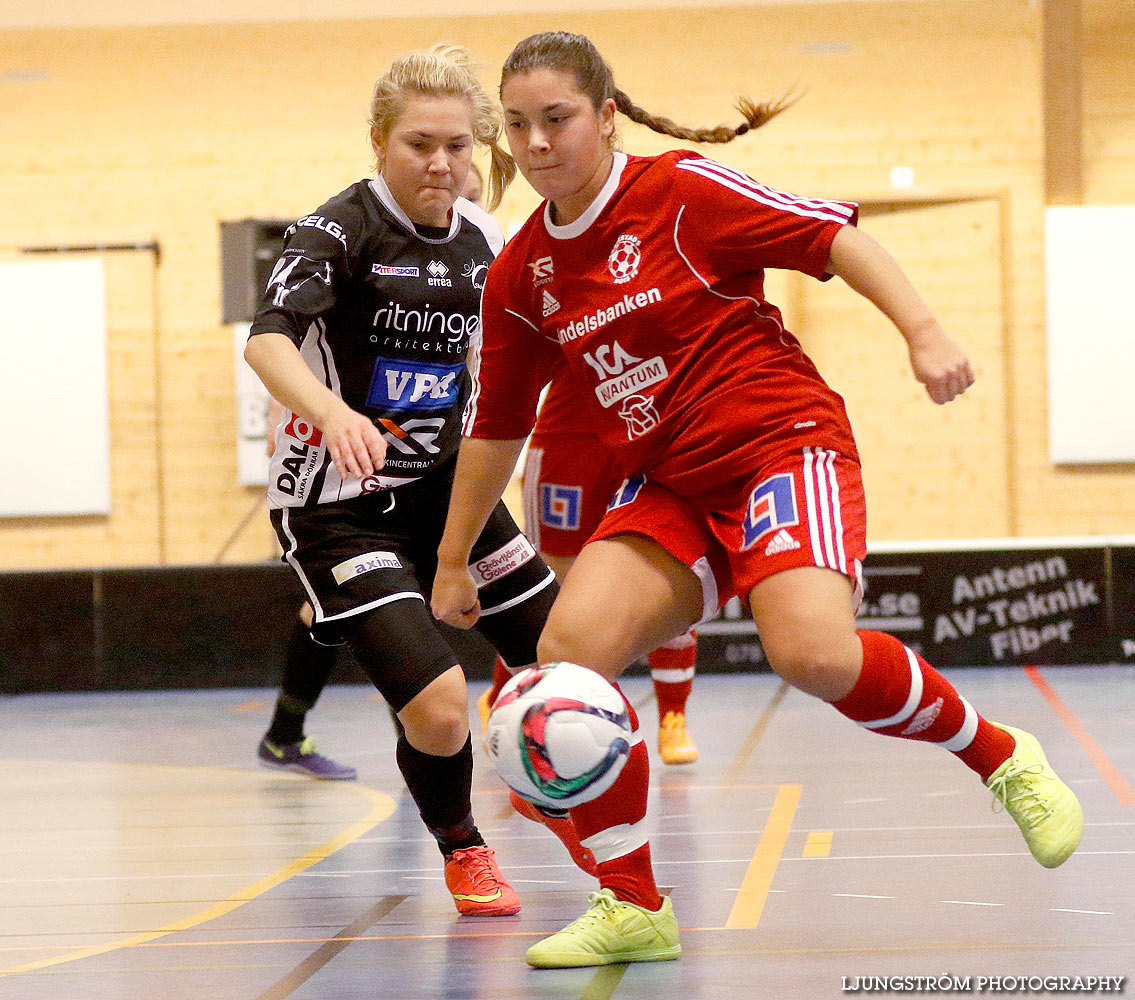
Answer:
[{"left": 249, "top": 176, "right": 503, "bottom": 509}]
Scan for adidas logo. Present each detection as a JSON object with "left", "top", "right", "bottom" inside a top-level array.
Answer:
[
  {"left": 764, "top": 528, "right": 800, "bottom": 556},
  {"left": 901, "top": 697, "right": 943, "bottom": 735},
  {"left": 542, "top": 289, "right": 560, "bottom": 317}
]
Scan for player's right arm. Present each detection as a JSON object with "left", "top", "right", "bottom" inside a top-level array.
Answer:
[
  {"left": 245, "top": 205, "right": 387, "bottom": 480},
  {"left": 432, "top": 436, "right": 528, "bottom": 629},
  {"left": 244, "top": 332, "right": 386, "bottom": 479},
  {"left": 433, "top": 244, "right": 559, "bottom": 628}
]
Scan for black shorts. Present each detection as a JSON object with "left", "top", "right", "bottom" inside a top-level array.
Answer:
[{"left": 270, "top": 461, "right": 557, "bottom": 707}]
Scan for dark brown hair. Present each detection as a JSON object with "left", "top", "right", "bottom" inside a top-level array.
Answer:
[{"left": 501, "top": 31, "right": 795, "bottom": 144}]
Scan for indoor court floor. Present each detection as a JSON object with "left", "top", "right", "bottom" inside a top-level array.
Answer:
[{"left": 0, "top": 665, "right": 1131, "bottom": 999}]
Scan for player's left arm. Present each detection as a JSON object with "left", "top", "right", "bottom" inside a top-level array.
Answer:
[{"left": 825, "top": 224, "right": 975, "bottom": 405}]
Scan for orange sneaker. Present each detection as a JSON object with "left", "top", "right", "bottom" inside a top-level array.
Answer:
[
  {"left": 510, "top": 790, "right": 599, "bottom": 877},
  {"left": 443, "top": 845, "right": 521, "bottom": 916},
  {"left": 476, "top": 687, "right": 495, "bottom": 735},
  {"left": 658, "top": 711, "right": 698, "bottom": 766}
]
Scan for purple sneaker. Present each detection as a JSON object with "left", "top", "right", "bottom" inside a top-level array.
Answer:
[{"left": 257, "top": 736, "right": 357, "bottom": 781}]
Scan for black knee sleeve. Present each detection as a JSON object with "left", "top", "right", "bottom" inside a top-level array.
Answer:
[
  {"left": 340, "top": 599, "right": 458, "bottom": 713},
  {"left": 476, "top": 576, "right": 558, "bottom": 669}
]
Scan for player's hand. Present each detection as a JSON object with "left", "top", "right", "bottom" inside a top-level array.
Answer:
[
  {"left": 431, "top": 563, "right": 481, "bottom": 630},
  {"left": 320, "top": 400, "right": 388, "bottom": 480},
  {"left": 907, "top": 325, "right": 976, "bottom": 405}
]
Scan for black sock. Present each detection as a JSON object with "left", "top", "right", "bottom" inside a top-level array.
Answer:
[
  {"left": 265, "top": 618, "right": 338, "bottom": 745},
  {"left": 396, "top": 734, "right": 484, "bottom": 856}
]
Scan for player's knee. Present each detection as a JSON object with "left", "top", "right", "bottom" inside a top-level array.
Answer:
[
  {"left": 762, "top": 634, "right": 861, "bottom": 701},
  {"left": 400, "top": 691, "right": 469, "bottom": 756}
]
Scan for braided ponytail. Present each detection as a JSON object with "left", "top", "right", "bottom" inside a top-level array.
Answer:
[
  {"left": 502, "top": 31, "right": 796, "bottom": 146},
  {"left": 613, "top": 90, "right": 797, "bottom": 144}
]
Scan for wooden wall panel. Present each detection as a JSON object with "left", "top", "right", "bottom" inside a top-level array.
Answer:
[
  {"left": 795, "top": 199, "right": 1008, "bottom": 541},
  {"left": 1, "top": 0, "right": 1132, "bottom": 570}
]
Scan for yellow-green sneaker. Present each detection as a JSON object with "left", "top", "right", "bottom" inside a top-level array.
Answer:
[
  {"left": 986, "top": 723, "right": 1083, "bottom": 868},
  {"left": 526, "top": 889, "right": 681, "bottom": 968}
]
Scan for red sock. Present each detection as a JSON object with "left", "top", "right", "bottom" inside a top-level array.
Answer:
[
  {"left": 488, "top": 655, "right": 511, "bottom": 703},
  {"left": 832, "top": 630, "right": 1015, "bottom": 781},
  {"left": 569, "top": 687, "right": 662, "bottom": 911},
  {"left": 648, "top": 631, "right": 696, "bottom": 719}
]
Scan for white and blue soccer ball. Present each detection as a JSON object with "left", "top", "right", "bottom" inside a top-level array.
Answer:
[{"left": 485, "top": 661, "right": 632, "bottom": 810}]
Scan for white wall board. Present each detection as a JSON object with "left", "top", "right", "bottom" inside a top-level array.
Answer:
[
  {"left": 1046, "top": 206, "right": 1135, "bottom": 464},
  {"left": 0, "top": 257, "right": 111, "bottom": 516}
]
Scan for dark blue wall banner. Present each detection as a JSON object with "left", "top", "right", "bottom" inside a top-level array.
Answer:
[
  {"left": 696, "top": 541, "right": 1134, "bottom": 669},
  {"left": 856, "top": 546, "right": 1112, "bottom": 665}
]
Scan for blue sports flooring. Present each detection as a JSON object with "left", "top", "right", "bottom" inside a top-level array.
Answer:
[{"left": 0, "top": 666, "right": 1131, "bottom": 999}]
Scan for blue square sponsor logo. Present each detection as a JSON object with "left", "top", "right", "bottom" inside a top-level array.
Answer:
[
  {"left": 742, "top": 473, "right": 799, "bottom": 549},
  {"left": 540, "top": 484, "right": 582, "bottom": 530},
  {"left": 366, "top": 357, "right": 463, "bottom": 412}
]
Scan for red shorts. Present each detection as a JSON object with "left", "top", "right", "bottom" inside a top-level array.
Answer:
[
  {"left": 521, "top": 431, "right": 622, "bottom": 559},
  {"left": 592, "top": 446, "right": 866, "bottom": 613}
]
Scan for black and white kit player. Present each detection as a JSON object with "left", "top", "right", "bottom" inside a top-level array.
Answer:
[{"left": 249, "top": 175, "right": 556, "bottom": 710}]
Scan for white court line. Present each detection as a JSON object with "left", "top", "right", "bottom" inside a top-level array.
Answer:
[
  {"left": 778, "top": 850, "right": 1135, "bottom": 862},
  {"left": 833, "top": 893, "right": 895, "bottom": 899},
  {"left": 942, "top": 900, "right": 1004, "bottom": 907},
  {"left": 4, "top": 850, "right": 1131, "bottom": 886},
  {"left": 1051, "top": 908, "right": 1113, "bottom": 915}
]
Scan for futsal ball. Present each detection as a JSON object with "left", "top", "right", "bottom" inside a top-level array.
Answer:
[{"left": 485, "top": 661, "right": 632, "bottom": 810}]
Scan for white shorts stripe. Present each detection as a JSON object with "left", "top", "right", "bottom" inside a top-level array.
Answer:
[
  {"left": 803, "top": 449, "right": 824, "bottom": 567},
  {"left": 478, "top": 567, "right": 557, "bottom": 617},
  {"left": 825, "top": 450, "right": 848, "bottom": 575},
  {"left": 650, "top": 666, "right": 696, "bottom": 683},
  {"left": 280, "top": 508, "right": 325, "bottom": 620},
  {"left": 580, "top": 818, "right": 650, "bottom": 864},
  {"left": 691, "top": 555, "right": 720, "bottom": 627},
  {"left": 815, "top": 450, "right": 838, "bottom": 569},
  {"left": 521, "top": 446, "right": 543, "bottom": 553},
  {"left": 935, "top": 697, "right": 978, "bottom": 752},
  {"left": 860, "top": 646, "right": 923, "bottom": 730}
]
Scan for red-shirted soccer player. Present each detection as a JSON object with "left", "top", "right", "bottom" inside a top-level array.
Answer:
[{"left": 432, "top": 31, "right": 1084, "bottom": 969}]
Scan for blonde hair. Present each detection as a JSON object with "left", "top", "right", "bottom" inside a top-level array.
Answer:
[
  {"left": 369, "top": 43, "right": 515, "bottom": 211},
  {"left": 501, "top": 32, "right": 796, "bottom": 146}
]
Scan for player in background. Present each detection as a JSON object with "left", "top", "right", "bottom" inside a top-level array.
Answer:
[
  {"left": 245, "top": 44, "right": 560, "bottom": 917},
  {"left": 476, "top": 380, "right": 701, "bottom": 766},
  {"left": 257, "top": 164, "right": 490, "bottom": 777},
  {"left": 433, "top": 31, "right": 1084, "bottom": 966},
  {"left": 256, "top": 396, "right": 358, "bottom": 780}
]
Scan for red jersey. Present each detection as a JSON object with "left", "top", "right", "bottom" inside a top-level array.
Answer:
[{"left": 467, "top": 150, "right": 861, "bottom": 500}]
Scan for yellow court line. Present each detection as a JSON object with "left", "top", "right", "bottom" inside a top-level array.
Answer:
[
  {"left": 803, "top": 831, "right": 833, "bottom": 858},
  {"left": 0, "top": 782, "right": 396, "bottom": 978},
  {"left": 725, "top": 783, "right": 802, "bottom": 929}
]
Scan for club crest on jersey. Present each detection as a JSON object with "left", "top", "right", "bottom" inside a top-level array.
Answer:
[
  {"left": 528, "top": 255, "right": 554, "bottom": 286},
  {"left": 367, "top": 357, "right": 462, "bottom": 412},
  {"left": 608, "top": 234, "right": 641, "bottom": 285},
  {"left": 742, "top": 474, "right": 800, "bottom": 550},
  {"left": 462, "top": 259, "right": 489, "bottom": 290},
  {"left": 617, "top": 394, "right": 660, "bottom": 439}
]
